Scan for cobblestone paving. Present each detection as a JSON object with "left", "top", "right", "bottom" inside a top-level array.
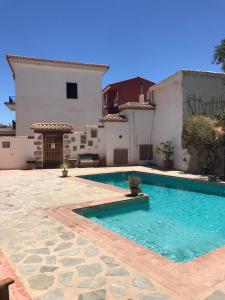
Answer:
[{"left": 0, "top": 169, "right": 172, "bottom": 300}]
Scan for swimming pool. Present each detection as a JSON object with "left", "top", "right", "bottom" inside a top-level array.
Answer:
[{"left": 78, "top": 172, "right": 225, "bottom": 262}]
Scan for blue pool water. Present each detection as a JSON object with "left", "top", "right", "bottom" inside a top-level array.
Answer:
[{"left": 78, "top": 172, "right": 225, "bottom": 262}]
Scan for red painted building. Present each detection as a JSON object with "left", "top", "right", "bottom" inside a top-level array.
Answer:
[{"left": 102, "top": 77, "right": 155, "bottom": 115}]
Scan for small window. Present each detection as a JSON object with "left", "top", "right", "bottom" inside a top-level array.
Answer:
[
  {"left": 91, "top": 129, "right": 97, "bottom": 138},
  {"left": 73, "top": 146, "right": 77, "bottom": 151},
  {"left": 80, "top": 135, "right": 86, "bottom": 144},
  {"left": 67, "top": 82, "right": 78, "bottom": 99},
  {"left": 80, "top": 145, "right": 85, "bottom": 149},
  {"left": 71, "top": 137, "right": 76, "bottom": 142},
  {"left": 2, "top": 141, "right": 10, "bottom": 148},
  {"left": 88, "top": 140, "right": 93, "bottom": 146}
]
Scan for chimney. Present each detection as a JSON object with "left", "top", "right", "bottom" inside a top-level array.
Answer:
[{"left": 139, "top": 81, "right": 144, "bottom": 103}]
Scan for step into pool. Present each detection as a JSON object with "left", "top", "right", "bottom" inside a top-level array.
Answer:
[{"left": 78, "top": 172, "right": 225, "bottom": 262}]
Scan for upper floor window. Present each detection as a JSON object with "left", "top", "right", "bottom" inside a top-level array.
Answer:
[
  {"left": 91, "top": 129, "right": 97, "bottom": 138},
  {"left": 80, "top": 135, "right": 86, "bottom": 144},
  {"left": 67, "top": 82, "right": 78, "bottom": 99}
]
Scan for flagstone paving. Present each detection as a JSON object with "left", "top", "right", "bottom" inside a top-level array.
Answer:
[{"left": 0, "top": 167, "right": 225, "bottom": 300}]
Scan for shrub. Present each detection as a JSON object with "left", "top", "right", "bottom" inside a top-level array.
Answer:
[
  {"left": 155, "top": 141, "right": 174, "bottom": 161},
  {"left": 217, "top": 111, "right": 225, "bottom": 121},
  {"left": 182, "top": 116, "right": 215, "bottom": 147}
]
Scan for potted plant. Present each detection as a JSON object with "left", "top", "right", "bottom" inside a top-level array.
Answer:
[
  {"left": 155, "top": 141, "right": 174, "bottom": 169},
  {"left": 208, "top": 175, "right": 218, "bottom": 182},
  {"left": 59, "top": 161, "right": 69, "bottom": 177},
  {"left": 128, "top": 175, "right": 141, "bottom": 196}
]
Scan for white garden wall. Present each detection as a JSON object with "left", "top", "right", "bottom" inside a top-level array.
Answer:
[
  {"left": 124, "top": 109, "right": 154, "bottom": 164},
  {"left": 150, "top": 71, "right": 189, "bottom": 171},
  {"left": 103, "top": 109, "right": 155, "bottom": 166},
  {"left": 0, "top": 136, "right": 34, "bottom": 169},
  {"left": 104, "top": 122, "right": 130, "bottom": 166}
]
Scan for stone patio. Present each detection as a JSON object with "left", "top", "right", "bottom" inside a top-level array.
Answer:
[{"left": 0, "top": 166, "right": 225, "bottom": 300}]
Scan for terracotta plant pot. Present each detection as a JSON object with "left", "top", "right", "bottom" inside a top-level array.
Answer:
[
  {"left": 62, "top": 170, "right": 68, "bottom": 177},
  {"left": 130, "top": 187, "right": 139, "bottom": 196},
  {"left": 163, "top": 160, "right": 173, "bottom": 170}
]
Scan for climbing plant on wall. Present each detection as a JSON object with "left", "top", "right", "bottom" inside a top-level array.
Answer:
[{"left": 186, "top": 95, "right": 225, "bottom": 116}]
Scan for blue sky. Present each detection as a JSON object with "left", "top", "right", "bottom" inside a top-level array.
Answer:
[{"left": 0, "top": 0, "right": 224, "bottom": 124}]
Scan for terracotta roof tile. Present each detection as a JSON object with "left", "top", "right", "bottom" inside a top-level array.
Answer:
[
  {"left": 119, "top": 102, "right": 155, "bottom": 111},
  {"left": 100, "top": 114, "right": 128, "bottom": 122},
  {"left": 7, "top": 54, "right": 109, "bottom": 78},
  {"left": 31, "top": 123, "right": 74, "bottom": 132}
]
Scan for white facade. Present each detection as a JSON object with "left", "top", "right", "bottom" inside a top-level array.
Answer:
[
  {"left": 7, "top": 55, "right": 108, "bottom": 136},
  {"left": 0, "top": 106, "right": 155, "bottom": 170},
  {"left": 150, "top": 71, "right": 186, "bottom": 170},
  {"left": 104, "top": 110, "right": 154, "bottom": 166}
]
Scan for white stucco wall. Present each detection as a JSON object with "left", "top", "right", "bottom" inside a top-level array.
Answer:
[
  {"left": 104, "top": 121, "right": 130, "bottom": 166},
  {"left": 124, "top": 110, "right": 155, "bottom": 164},
  {"left": 0, "top": 137, "right": 34, "bottom": 169},
  {"left": 103, "top": 109, "right": 155, "bottom": 166},
  {"left": 182, "top": 70, "right": 225, "bottom": 121},
  {"left": 150, "top": 71, "right": 188, "bottom": 171},
  {"left": 14, "top": 63, "right": 105, "bottom": 135}
]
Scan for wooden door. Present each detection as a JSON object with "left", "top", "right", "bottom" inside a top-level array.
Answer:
[
  {"left": 139, "top": 144, "right": 153, "bottom": 160},
  {"left": 113, "top": 149, "right": 128, "bottom": 165},
  {"left": 43, "top": 133, "right": 63, "bottom": 168}
]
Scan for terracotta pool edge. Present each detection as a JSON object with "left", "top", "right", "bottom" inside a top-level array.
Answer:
[{"left": 0, "top": 249, "right": 32, "bottom": 300}]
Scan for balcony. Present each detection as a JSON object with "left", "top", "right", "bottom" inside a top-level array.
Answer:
[{"left": 4, "top": 96, "right": 16, "bottom": 111}]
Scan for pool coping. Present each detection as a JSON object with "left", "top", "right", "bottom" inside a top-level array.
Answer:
[{"left": 45, "top": 175, "right": 225, "bottom": 300}]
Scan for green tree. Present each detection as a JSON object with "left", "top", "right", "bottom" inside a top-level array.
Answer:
[{"left": 213, "top": 39, "right": 225, "bottom": 72}]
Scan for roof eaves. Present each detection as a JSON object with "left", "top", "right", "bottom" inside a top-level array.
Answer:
[{"left": 7, "top": 54, "right": 109, "bottom": 78}]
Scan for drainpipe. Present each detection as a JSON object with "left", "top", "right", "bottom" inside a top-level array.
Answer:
[{"left": 132, "top": 111, "right": 136, "bottom": 163}]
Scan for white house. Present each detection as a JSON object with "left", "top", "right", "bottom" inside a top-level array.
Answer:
[
  {"left": 2, "top": 56, "right": 225, "bottom": 171},
  {"left": 5, "top": 55, "right": 109, "bottom": 136}
]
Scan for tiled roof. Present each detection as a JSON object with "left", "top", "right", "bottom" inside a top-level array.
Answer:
[
  {"left": 31, "top": 123, "right": 74, "bottom": 132},
  {"left": 100, "top": 114, "right": 128, "bottom": 122},
  {"left": 7, "top": 55, "right": 109, "bottom": 77},
  {"left": 102, "top": 77, "right": 155, "bottom": 93},
  {"left": 119, "top": 102, "right": 155, "bottom": 111}
]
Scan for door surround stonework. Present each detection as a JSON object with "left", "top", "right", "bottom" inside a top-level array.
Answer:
[{"left": 31, "top": 123, "right": 73, "bottom": 168}]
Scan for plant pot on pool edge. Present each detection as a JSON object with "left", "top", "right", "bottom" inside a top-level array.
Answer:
[{"left": 128, "top": 175, "right": 141, "bottom": 197}]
